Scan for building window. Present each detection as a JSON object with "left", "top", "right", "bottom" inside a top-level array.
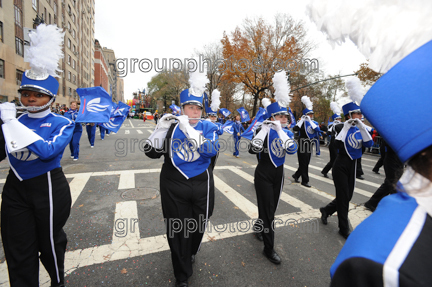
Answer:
[
  {"left": 72, "top": 44, "right": 75, "bottom": 52},
  {"left": 68, "top": 71, "right": 71, "bottom": 81},
  {"left": 32, "top": 0, "right": 38, "bottom": 10},
  {"left": 15, "top": 37, "right": 24, "bottom": 56},
  {"left": 54, "top": 2, "right": 57, "bottom": 14},
  {"left": 16, "top": 69, "right": 24, "bottom": 85},
  {"left": 0, "top": 59, "right": 4, "bottom": 78},
  {"left": 0, "top": 21, "right": 3, "bottom": 43},
  {"left": 68, "top": 55, "right": 71, "bottom": 65},
  {"left": 68, "top": 87, "right": 72, "bottom": 96},
  {"left": 72, "top": 59, "right": 76, "bottom": 69},
  {"left": 67, "top": 38, "right": 71, "bottom": 48},
  {"left": 72, "top": 74, "right": 76, "bottom": 83}
]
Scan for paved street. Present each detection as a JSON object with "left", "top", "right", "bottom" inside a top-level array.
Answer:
[{"left": 0, "top": 119, "right": 383, "bottom": 286}]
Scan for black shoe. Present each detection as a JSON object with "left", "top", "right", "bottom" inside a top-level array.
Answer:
[
  {"left": 263, "top": 249, "right": 281, "bottom": 265},
  {"left": 356, "top": 176, "right": 365, "bottom": 180},
  {"left": 292, "top": 174, "right": 300, "bottom": 183},
  {"left": 191, "top": 254, "right": 195, "bottom": 264},
  {"left": 338, "top": 229, "right": 351, "bottom": 239},
  {"left": 176, "top": 281, "right": 188, "bottom": 287},
  {"left": 321, "top": 172, "right": 329, "bottom": 178},
  {"left": 364, "top": 202, "right": 376, "bottom": 212},
  {"left": 254, "top": 232, "right": 263, "bottom": 242},
  {"left": 372, "top": 170, "right": 380, "bottom": 174},
  {"left": 301, "top": 182, "right": 311, "bottom": 188},
  {"left": 319, "top": 207, "right": 328, "bottom": 225}
]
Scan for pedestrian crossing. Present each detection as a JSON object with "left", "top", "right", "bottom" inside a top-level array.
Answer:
[{"left": 0, "top": 164, "right": 373, "bottom": 286}]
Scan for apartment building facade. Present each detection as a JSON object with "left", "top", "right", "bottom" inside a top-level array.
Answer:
[{"left": 0, "top": 0, "right": 96, "bottom": 107}]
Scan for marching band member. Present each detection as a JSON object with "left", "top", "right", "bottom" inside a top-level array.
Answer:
[
  {"left": 233, "top": 114, "right": 245, "bottom": 158},
  {"left": 319, "top": 78, "right": 374, "bottom": 239},
  {"left": 206, "top": 89, "right": 223, "bottom": 170},
  {"left": 249, "top": 72, "right": 297, "bottom": 264},
  {"left": 0, "top": 24, "right": 74, "bottom": 286},
  {"left": 144, "top": 69, "right": 219, "bottom": 287},
  {"left": 321, "top": 102, "right": 342, "bottom": 178},
  {"left": 308, "top": 1, "right": 432, "bottom": 285},
  {"left": 292, "top": 96, "right": 321, "bottom": 187},
  {"left": 64, "top": 100, "right": 82, "bottom": 160}
]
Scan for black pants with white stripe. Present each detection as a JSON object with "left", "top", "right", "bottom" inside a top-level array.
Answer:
[
  {"left": 323, "top": 156, "right": 356, "bottom": 232},
  {"left": 294, "top": 139, "right": 312, "bottom": 183},
  {"left": 253, "top": 163, "right": 284, "bottom": 253},
  {"left": 1, "top": 168, "right": 71, "bottom": 287},
  {"left": 160, "top": 162, "right": 214, "bottom": 282}
]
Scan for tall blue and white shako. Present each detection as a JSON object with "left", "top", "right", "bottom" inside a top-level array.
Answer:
[
  {"left": 253, "top": 71, "right": 297, "bottom": 167},
  {"left": 206, "top": 89, "right": 220, "bottom": 117},
  {"left": 334, "top": 77, "right": 373, "bottom": 160},
  {"left": 18, "top": 24, "right": 63, "bottom": 111},
  {"left": 2, "top": 24, "right": 65, "bottom": 153},
  {"left": 296, "top": 96, "right": 320, "bottom": 139},
  {"left": 302, "top": 96, "right": 314, "bottom": 116},
  {"left": 264, "top": 72, "right": 291, "bottom": 126},
  {"left": 330, "top": 102, "right": 342, "bottom": 122},
  {"left": 180, "top": 68, "right": 208, "bottom": 109}
]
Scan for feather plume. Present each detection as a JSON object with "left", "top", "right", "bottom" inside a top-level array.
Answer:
[
  {"left": 330, "top": 102, "right": 341, "bottom": 114},
  {"left": 210, "top": 89, "right": 221, "bottom": 111},
  {"left": 272, "top": 71, "right": 291, "bottom": 107},
  {"left": 306, "top": 0, "right": 432, "bottom": 73},
  {"left": 189, "top": 65, "right": 209, "bottom": 97},
  {"left": 262, "top": 98, "right": 271, "bottom": 108},
  {"left": 301, "top": 96, "right": 313, "bottom": 110},
  {"left": 27, "top": 24, "right": 64, "bottom": 77},
  {"left": 345, "top": 77, "right": 365, "bottom": 104}
]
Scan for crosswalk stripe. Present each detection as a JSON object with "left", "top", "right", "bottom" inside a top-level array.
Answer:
[
  {"left": 226, "top": 167, "right": 314, "bottom": 212},
  {"left": 137, "top": 130, "right": 143, "bottom": 134},
  {"left": 118, "top": 171, "right": 135, "bottom": 189},
  {"left": 319, "top": 148, "right": 379, "bottom": 163},
  {"left": 112, "top": 201, "right": 140, "bottom": 243},
  {"left": 306, "top": 164, "right": 381, "bottom": 188},
  {"left": 213, "top": 175, "right": 258, "bottom": 219},
  {"left": 68, "top": 174, "right": 92, "bottom": 206},
  {"left": 283, "top": 165, "right": 373, "bottom": 198},
  {"left": 128, "top": 119, "right": 135, "bottom": 128}
]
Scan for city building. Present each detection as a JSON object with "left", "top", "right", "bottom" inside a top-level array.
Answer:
[{"left": 0, "top": 0, "right": 96, "bottom": 107}]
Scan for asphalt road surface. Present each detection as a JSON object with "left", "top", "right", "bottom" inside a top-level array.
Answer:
[{"left": 0, "top": 118, "right": 385, "bottom": 286}]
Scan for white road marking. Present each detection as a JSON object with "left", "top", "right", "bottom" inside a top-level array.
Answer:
[
  {"left": 112, "top": 201, "right": 140, "bottom": 243},
  {"left": 118, "top": 171, "right": 135, "bottom": 189},
  {"left": 128, "top": 119, "right": 135, "bottom": 128},
  {"left": 125, "top": 130, "right": 130, "bottom": 134},
  {"left": 284, "top": 165, "right": 374, "bottom": 198},
  {"left": 137, "top": 130, "right": 143, "bottom": 134}
]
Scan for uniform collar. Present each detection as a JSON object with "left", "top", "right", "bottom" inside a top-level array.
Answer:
[
  {"left": 27, "top": 109, "right": 51, "bottom": 118},
  {"left": 400, "top": 166, "right": 432, "bottom": 216}
]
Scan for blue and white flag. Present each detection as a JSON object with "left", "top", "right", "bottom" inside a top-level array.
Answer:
[
  {"left": 100, "top": 101, "right": 130, "bottom": 133},
  {"left": 237, "top": 107, "right": 251, "bottom": 122},
  {"left": 219, "top": 108, "right": 231, "bottom": 118},
  {"left": 289, "top": 107, "right": 296, "bottom": 129},
  {"left": 170, "top": 104, "right": 181, "bottom": 115},
  {"left": 76, "top": 87, "right": 113, "bottom": 123},
  {"left": 222, "top": 120, "right": 234, "bottom": 134},
  {"left": 241, "top": 107, "right": 267, "bottom": 140}
]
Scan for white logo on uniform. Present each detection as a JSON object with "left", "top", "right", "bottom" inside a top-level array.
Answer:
[
  {"left": 307, "top": 125, "right": 314, "bottom": 135},
  {"left": 347, "top": 131, "right": 362, "bottom": 149},
  {"left": 40, "top": 123, "right": 52, "bottom": 127},
  {"left": 176, "top": 141, "right": 200, "bottom": 162},
  {"left": 270, "top": 138, "right": 285, "bottom": 158},
  {"left": 87, "top": 98, "right": 110, "bottom": 112}
]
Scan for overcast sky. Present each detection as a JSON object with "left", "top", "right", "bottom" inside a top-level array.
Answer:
[{"left": 94, "top": 0, "right": 366, "bottom": 101}]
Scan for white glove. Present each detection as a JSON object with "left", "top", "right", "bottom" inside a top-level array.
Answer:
[
  {"left": 177, "top": 115, "right": 206, "bottom": 147},
  {"left": 156, "top": 114, "right": 176, "bottom": 130},
  {"left": 0, "top": 103, "right": 17, "bottom": 123},
  {"left": 305, "top": 115, "right": 311, "bottom": 122},
  {"left": 148, "top": 128, "right": 168, "bottom": 149},
  {"left": 251, "top": 122, "right": 271, "bottom": 148},
  {"left": 272, "top": 120, "right": 283, "bottom": 132},
  {"left": 353, "top": 119, "right": 373, "bottom": 142}
]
